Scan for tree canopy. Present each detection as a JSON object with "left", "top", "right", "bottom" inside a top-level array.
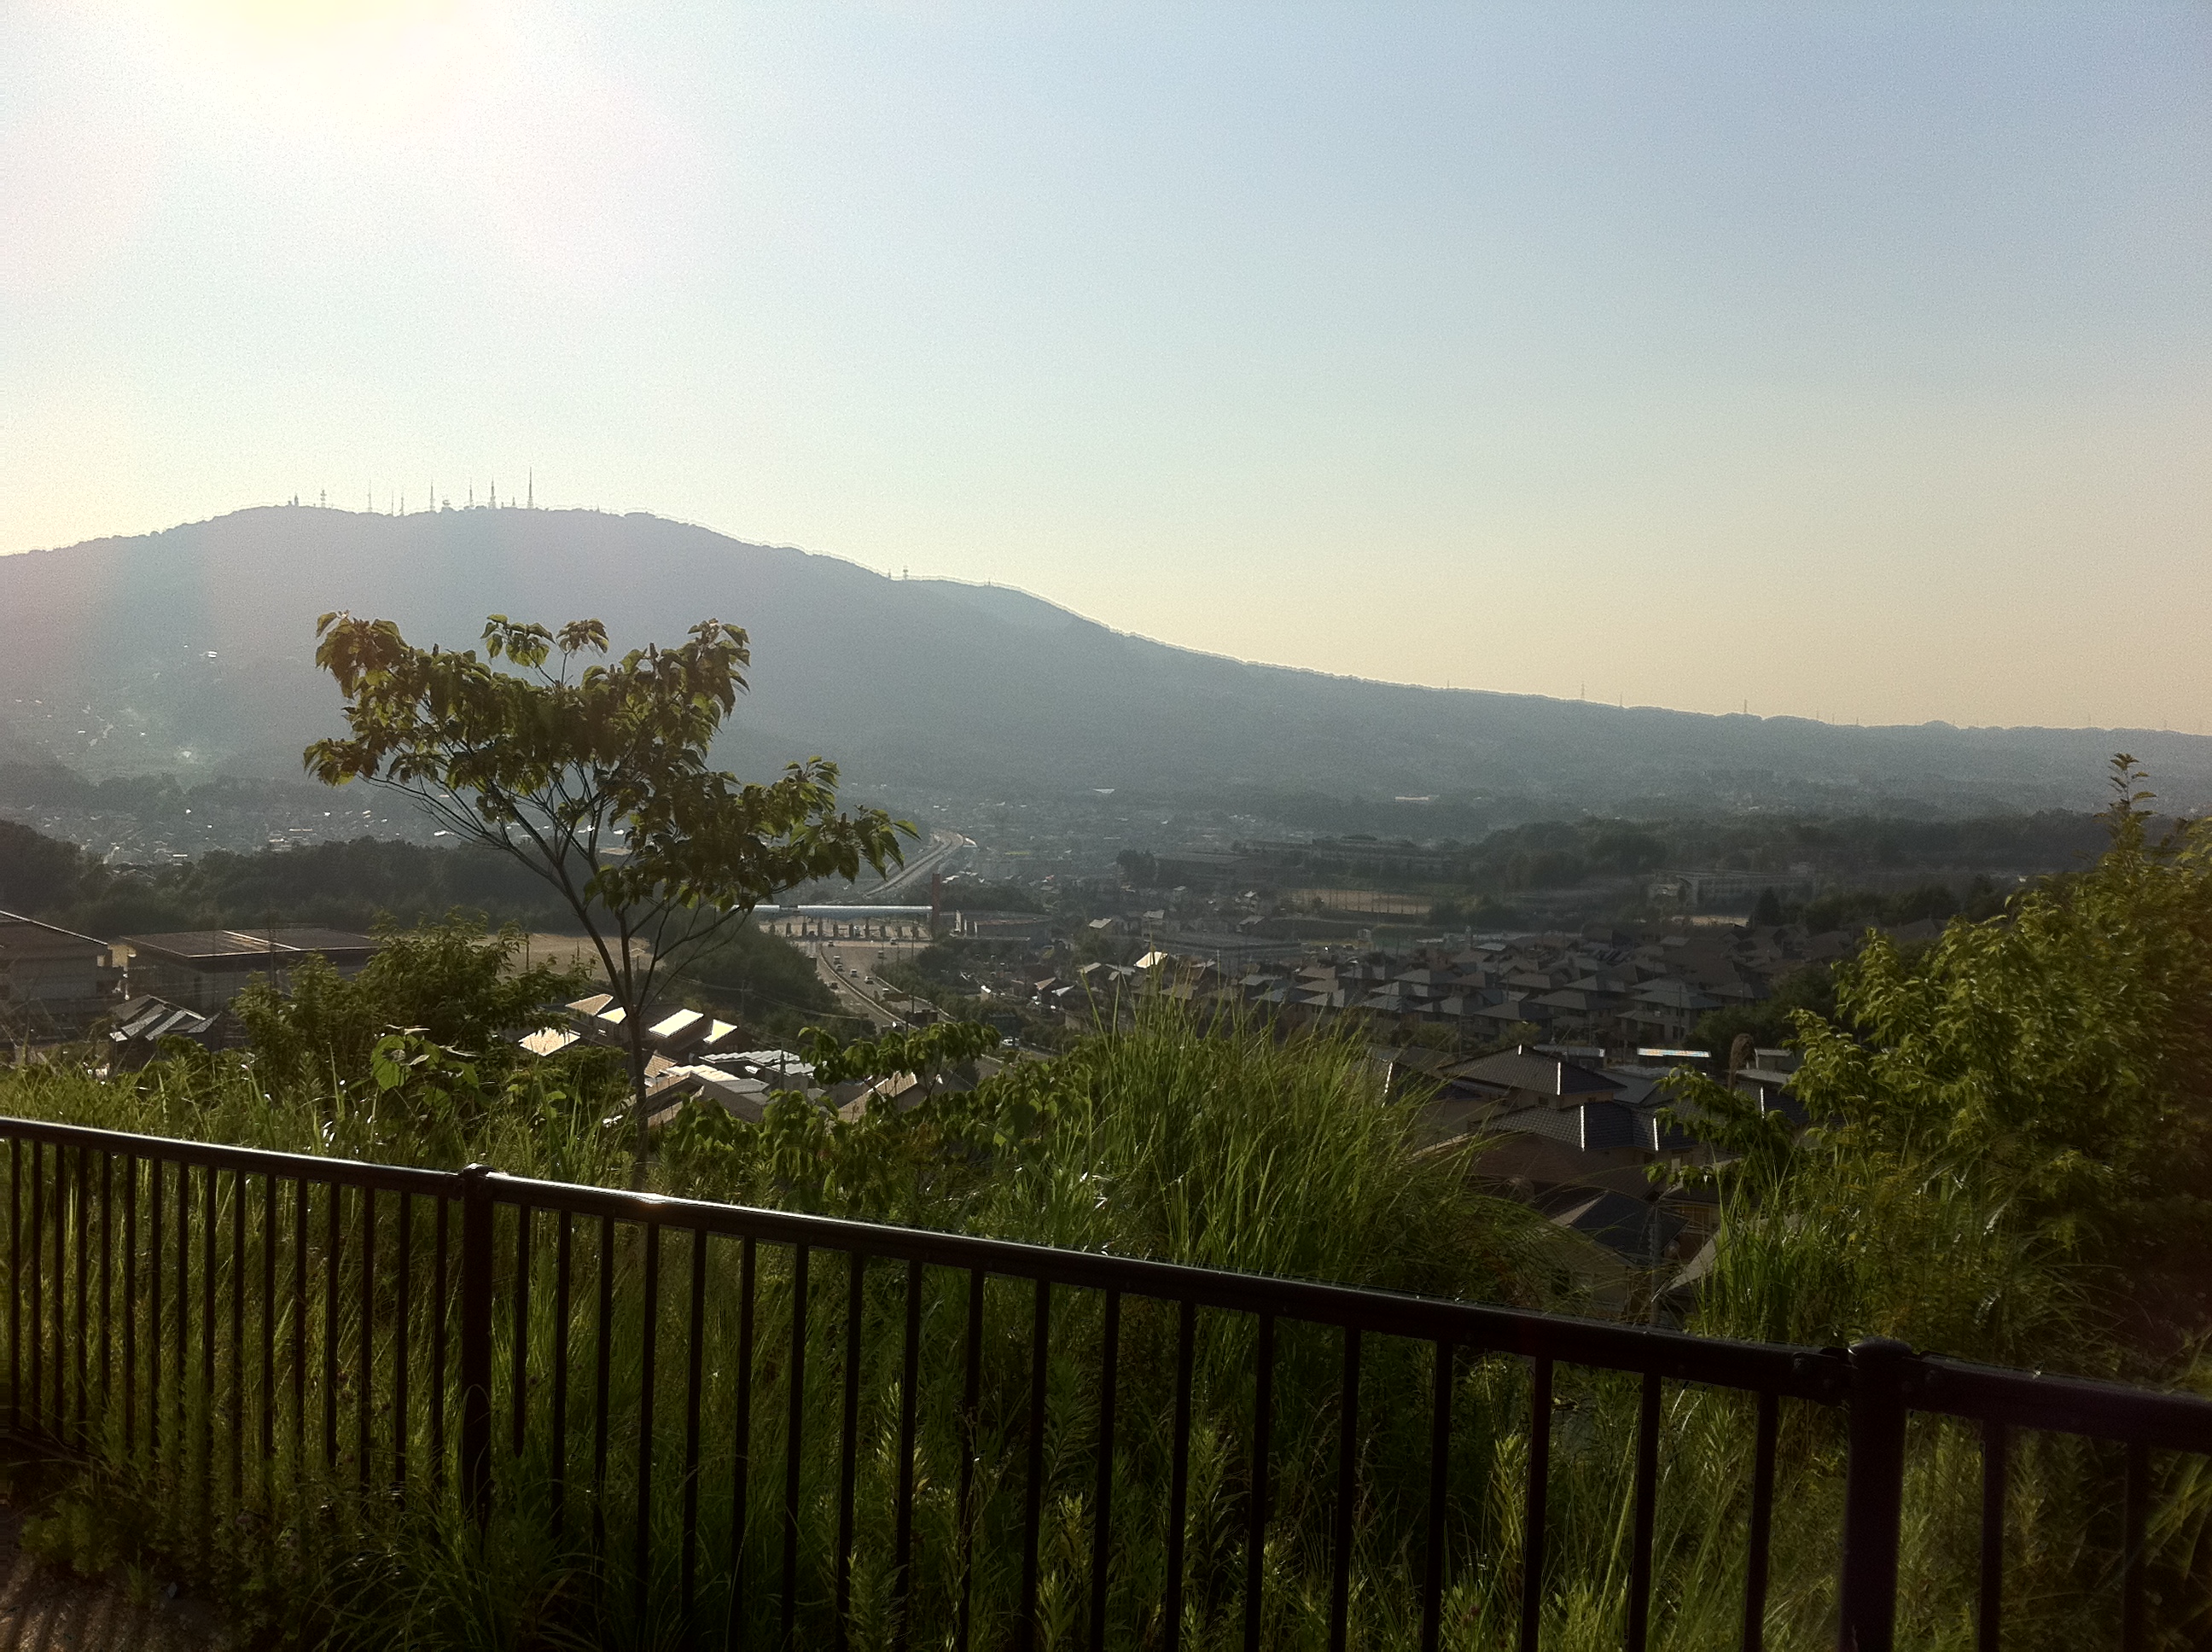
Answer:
[{"left": 305, "top": 612, "right": 911, "bottom": 1154}]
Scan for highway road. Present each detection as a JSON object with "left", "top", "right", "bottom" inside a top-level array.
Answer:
[
  {"left": 808, "top": 939, "right": 927, "bottom": 1030},
  {"left": 866, "top": 828, "right": 974, "bottom": 902}
]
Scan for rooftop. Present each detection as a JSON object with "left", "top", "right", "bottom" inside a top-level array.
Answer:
[
  {"left": 123, "top": 928, "right": 378, "bottom": 964},
  {"left": 0, "top": 910, "right": 115, "bottom": 958}
]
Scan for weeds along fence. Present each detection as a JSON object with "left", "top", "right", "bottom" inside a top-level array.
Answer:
[{"left": 3, "top": 1114, "right": 2210, "bottom": 1652}]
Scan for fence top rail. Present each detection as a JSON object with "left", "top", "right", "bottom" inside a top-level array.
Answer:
[
  {"left": 0, "top": 1114, "right": 455, "bottom": 1199},
  {"left": 1909, "top": 1353, "right": 2212, "bottom": 1455},
  {"left": 7, "top": 1113, "right": 2211, "bottom": 1451},
  {"left": 480, "top": 1166, "right": 1842, "bottom": 1398}
]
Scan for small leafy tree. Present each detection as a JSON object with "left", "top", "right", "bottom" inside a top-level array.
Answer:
[{"left": 304, "top": 613, "right": 909, "bottom": 1166}]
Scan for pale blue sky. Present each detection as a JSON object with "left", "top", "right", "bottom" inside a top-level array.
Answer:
[{"left": 3, "top": 3, "right": 2206, "bottom": 729}]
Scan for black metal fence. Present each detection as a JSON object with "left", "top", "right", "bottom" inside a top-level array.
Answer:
[{"left": 3, "top": 1112, "right": 2209, "bottom": 1651}]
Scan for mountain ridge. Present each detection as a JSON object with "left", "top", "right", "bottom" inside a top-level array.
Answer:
[{"left": 3, "top": 506, "right": 2206, "bottom": 817}]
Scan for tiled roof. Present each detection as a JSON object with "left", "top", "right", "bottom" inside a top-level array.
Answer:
[
  {"left": 1545, "top": 1190, "right": 1685, "bottom": 1262},
  {"left": 1451, "top": 1050, "right": 1618, "bottom": 1097},
  {"left": 1490, "top": 1101, "right": 1646, "bottom": 1152}
]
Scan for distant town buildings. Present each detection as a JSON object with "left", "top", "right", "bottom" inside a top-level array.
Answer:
[
  {"left": 1645, "top": 870, "right": 1820, "bottom": 912},
  {"left": 905, "top": 906, "right": 1854, "bottom": 1303}
]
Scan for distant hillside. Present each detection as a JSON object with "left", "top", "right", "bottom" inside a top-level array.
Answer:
[{"left": 4, "top": 505, "right": 2208, "bottom": 817}]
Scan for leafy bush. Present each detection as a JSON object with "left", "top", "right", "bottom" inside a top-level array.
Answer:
[
  {"left": 1668, "top": 759, "right": 2212, "bottom": 1369},
  {"left": 233, "top": 910, "right": 591, "bottom": 1085}
]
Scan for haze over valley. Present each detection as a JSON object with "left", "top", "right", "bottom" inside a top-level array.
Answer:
[{"left": 7, "top": 505, "right": 2208, "bottom": 857}]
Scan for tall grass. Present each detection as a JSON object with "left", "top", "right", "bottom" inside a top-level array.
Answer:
[{"left": 0, "top": 1009, "right": 2205, "bottom": 1648}]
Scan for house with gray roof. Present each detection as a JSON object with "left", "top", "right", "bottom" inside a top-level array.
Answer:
[{"left": 1, "top": 910, "right": 124, "bottom": 1037}]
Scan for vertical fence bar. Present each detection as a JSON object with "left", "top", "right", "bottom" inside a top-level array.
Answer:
[
  {"left": 99, "top": 1154, "right": 113, "bottom": 1439},
  {"left": 1166, "top": 1297, "right": 1197, "bottom": 1652},
  {"left": 637, "top": 1221, "right": 661, "bottom": 1631},
  {"left": 54, "top": 1147, "right": 70, "bottom": 1445},
  {"left": 29, "top": 1141, "right": 43, "bottom": 1434},
  {"left": 74, "top": 1146, "right": 90, "bottom": 1445},
  {"left": 681, "top": 1225, "right": 707, "bottom": 1643},
  {"left": 201, "top": 1163, "right": 216, "bottom": 1536},
  {"left": 894, "top": 1258, "right": 924, "bottom": 1652},
  {"left": 1017, "top": 1277, "right": 1050, "bottom": 1652},
  {"left": 230, "top": 1168, "right": 245, "bottom": 1511},
  {"left": 2121, "top": 1440, "right": 2149, "bottom": 1652},
  {"left": 957, "top": 1265, "right": 984, "bottom": 1652},
  {"left": 1627, "top": 1370, "right": 1662, "bottom": 1652},
  {"left": 836, "top": 1250, "right": 866, "bottom": 1651},
  {"left": 1245, "top": 1312, "right": 1276, "bottom": 1652},
  {"left": 459, "top": 1166, "right": 494, "bottom": 1527},
  {"left": 63, "top": 1149, "right": 77, "bottom": 1441},
  {"left": 292, "top": 1178, "right": 307, "bottom": 1484},
  {"left": 1976, "top": 1420, "right": 2006, "bottom": 1652},
  {"left": 1518, "top": 1355, "right": 1553, "bottom": 1652},
  {"left": 177, "top": 1160, "right": 192, "bottom": 1472},
  {"left": 783, "top": 1243, "right": 809, "bottom": 1651},
  {"left": 43, "top": 1144, "right": 57, "bottom": 1441},
  {"left": 552, "top": 1210, "right": 572, "bottom": 1543},
  {"left": 432, "top": 1194, "right": 449, "bottom": 1493},
  {"left": 53, "top": 1147, "right": 67, "bottom": 1440},
  {"left": 1420, "top": 1339, "right": 1452, "bottom": 1652},
  {"left": 730, "top": 1236, "right": 757, "bottom": 1628},
  {"left": 148, "top": 1158, "right": 161, "bottom": 1463},
  {"left": 1091, "top": 1288, "right": 1122, "bottom": 1652},
  {"left": 358, "top": 1185, "right": 376, "bottom": 1492},
  {"left": 124, "top": 1155, "right": 137, "bottom": 1457},
  {"left": 39, "top": 1148, "right": 51, "bottom": 1441},
  {"left": 69, "top": 1147, "right": 82, "bottom": 1443},
  {"left": 260, "top": 1174, "right": 276, "bottom": 1503},
  {"left": 323, "top": 1181, "right": 341, "bottom": 1470},
  {"left": 1837, "top": 1339, "right": 1912, "bottom": 1652},
  {"left": 38, "top": 1144, "right": 53, "bottom": 1443},
  {"left": 393, "top": 1192, "right": 410, "bottom": 1497},
  {"left": 1329, "top": 1327, "right": 1363, "bottom": 1652},
  {"left": 65, "top": 1148, "right": 77, "bottom": 1443},
  {"left": 48, "top": 1149, "right": 61, "bottom": 1444},
  {"left": 1743, "top": 1391, "right": 1778, "bottom": 1652},
  {"left": 593, "top": 1214, "right": 614, "bottom": 1570},
  {"left": 510, "top": 1205, "right": 531, "bottom": 1461},
  {"left": 7, "top": 1139, "right": 16, "bottom": 1436}
]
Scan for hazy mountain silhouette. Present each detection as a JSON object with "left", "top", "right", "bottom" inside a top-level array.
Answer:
[{"left": 4, "top": 506, "right": 2206, "bottom": 817}]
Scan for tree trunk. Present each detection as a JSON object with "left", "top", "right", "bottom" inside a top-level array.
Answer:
[{"left": 628, "top": 1014, "right": 651, "bottom": 1190}]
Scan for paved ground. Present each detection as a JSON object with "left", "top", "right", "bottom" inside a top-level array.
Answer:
[{"left": 0, "top": 1503, "right": 226, "bottom": 1652}]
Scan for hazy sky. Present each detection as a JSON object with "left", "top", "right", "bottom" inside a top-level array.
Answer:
[{"left": 4, "top": 3, "right": 2207, "bottom": 730}]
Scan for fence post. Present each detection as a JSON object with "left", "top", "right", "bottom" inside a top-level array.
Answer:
[
  {"left": 1837, "top": 1337, "right": 1913, "bottom": 1652},
  {"left": 459, "top": 1164, "right": 495, "bottom": 1529}
]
